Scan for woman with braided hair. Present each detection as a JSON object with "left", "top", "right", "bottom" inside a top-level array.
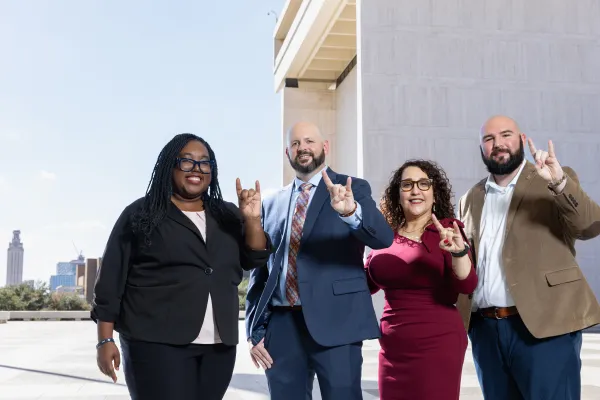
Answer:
[{"left": 92, "top": 133, "right": 272, "bottom": 400}]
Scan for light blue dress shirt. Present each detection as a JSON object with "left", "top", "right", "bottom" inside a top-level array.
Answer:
[{"left": 271, "top": 166, "right": 363, "bottom": 306}]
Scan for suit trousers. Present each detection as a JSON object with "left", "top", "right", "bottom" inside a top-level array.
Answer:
[
  {"left": 119, "top": 335, "right": 236, "bottom": 400},
  {"left": 264, "top": 309, "right": 364, "bottom": 400},
  {"left": 468, "top": 313, "right": 582, "bottom": 400}
]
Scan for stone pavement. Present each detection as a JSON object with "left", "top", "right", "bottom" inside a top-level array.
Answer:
[{"left": 0, "top": 321, "right": 599, "bottom": 399}]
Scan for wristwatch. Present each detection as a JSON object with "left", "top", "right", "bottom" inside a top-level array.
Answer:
[{"left": 450, "top": 243, "right": 470, "bottom": 258}]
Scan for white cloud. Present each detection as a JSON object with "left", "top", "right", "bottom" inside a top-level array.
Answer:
[
  {"left": 60, "top": 220, "right": 106, "bottom": 231},
  {"left": 0, "top": 175, "right": 9, "bottom": 193},
  {"left": 38, "top": 220, "right": 107, "bottom": 233},
  {"left": 39, "top": 170, "right": 57, "bottom": 180},
  {"left": 0, "top": 131, "right": 24, "bottom": 142},
  {"left": 25, "top": 220, "right": 108, "bottom": 260}
]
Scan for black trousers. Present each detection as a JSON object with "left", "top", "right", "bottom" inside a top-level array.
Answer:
[{"left": 120, "top": 335, "right": 236, "bottom": 400}]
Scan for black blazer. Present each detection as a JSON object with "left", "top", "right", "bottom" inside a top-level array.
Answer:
[{"left": 91, "top": 198, "right": 272, "bottom": 346}]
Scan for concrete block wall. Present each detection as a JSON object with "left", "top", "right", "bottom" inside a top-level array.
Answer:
[{"left": 359, "top": 0, "right": 600, "bottom": 298}]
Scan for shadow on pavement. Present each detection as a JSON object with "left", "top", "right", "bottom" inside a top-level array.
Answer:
[
  {"left": 229, "top": 373, "right": 379, "bottom": 397},
  {"left": 0, "top": 363, "right": 127, "bottom": 386}
]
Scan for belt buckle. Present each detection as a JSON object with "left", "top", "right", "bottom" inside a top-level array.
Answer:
[{"left": 494, "top": 307, "right": 502, "bottom": 320}]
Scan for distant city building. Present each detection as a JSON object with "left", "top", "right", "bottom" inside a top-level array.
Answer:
[
  {"left": 55, "top": 254, "right": 85, "bottom": 275},
  {"left": 50, "top": 274, "right": 76, "bottom": 291},
  {"left": 6, "top": 230, "right": 24, "bottom": 286},
  {"left": 51, "top": 254, "right": 85, "bottom": 291},
  {"left": 76, "top": 257, "right": 101, "bottom": 304},
  {"left": 23, "top": 280, "right": 34, "bottom": 288},
  {"left": 56, "top": 262, "right": 76, "bottom": 276},
  {"left": 71, "top": 254, "right": 86, "bottom": 266}
]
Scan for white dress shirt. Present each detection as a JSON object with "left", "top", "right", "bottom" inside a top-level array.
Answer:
[{"left": 472, "top": 161, "right": 526, "bottom": 311}]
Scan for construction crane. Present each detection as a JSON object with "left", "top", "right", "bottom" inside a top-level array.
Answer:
[{"left": 72, "top": 241, "right": 84, "bottom": 262}]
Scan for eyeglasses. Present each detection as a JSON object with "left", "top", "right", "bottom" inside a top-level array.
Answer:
[
  {"left": 176, "top": 158, "right": 214, "bottom": 174},
  {"left": 400, "top": 179, "right": 433, "bottom": 192}
]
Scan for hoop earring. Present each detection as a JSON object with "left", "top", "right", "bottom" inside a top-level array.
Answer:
[{"left": 433, "top": 203, "right": 436, "bottom": 213}]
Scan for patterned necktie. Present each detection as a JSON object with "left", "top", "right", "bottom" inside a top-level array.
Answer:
[{"left": 285, "top": 182, "right": 313, "bottom": 305}]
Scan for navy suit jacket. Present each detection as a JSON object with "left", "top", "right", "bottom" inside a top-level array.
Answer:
[{"left": 245, "top": 168, "right": 394, "bottom": 347}]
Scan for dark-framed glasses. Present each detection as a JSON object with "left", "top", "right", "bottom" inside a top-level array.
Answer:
[
  {"left": 176, "top": 158, "right": 214, "bottom": 174},
  {"left": 400, "top": 179, "right": 433, "bottom": 192}
]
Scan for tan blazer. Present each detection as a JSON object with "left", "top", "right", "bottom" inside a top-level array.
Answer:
[{"left": 457, "top": 161, "right": 600, "bottom": 338}]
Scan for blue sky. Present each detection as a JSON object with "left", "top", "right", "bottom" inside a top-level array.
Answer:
[{"left": 0, "top": 1, "right": 285, "bottom": 285}]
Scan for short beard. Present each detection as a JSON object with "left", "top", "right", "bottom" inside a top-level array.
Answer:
[
  {"left": 480, "top": 140, "right": 525, "bottom": 176},
  {"left": 288, "top": 150, "right": 326, "bottom": 174}
]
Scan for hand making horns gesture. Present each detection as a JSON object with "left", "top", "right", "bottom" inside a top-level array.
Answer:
[
  {"left": 527, "top": 138, "right": 564, "bottom": 184},
  {"left": 321, "top": 170, "right": 356, "bottom": 215},
  {"left": 236, "top": 178, "right": 261, "bottom": 220},
  {"left": 431, "top": 214, "right": 466, "bottom": 254}
]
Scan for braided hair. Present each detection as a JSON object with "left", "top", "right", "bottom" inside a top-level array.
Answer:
[{"left": 131, "top": 133, "right": 229, "bottom": 246}]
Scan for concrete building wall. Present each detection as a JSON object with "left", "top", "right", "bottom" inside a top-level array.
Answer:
[
  {"left": 358, "top": 0, "right": 600, "bottom": 300},
  {"left": 334, "top": 67, "right": 359, "bottom": 177},
  {"left": 280, "top": 84, "right": 337, "bottom": 185}
]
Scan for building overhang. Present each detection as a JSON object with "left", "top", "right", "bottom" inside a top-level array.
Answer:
[{"left": 273, "top": 0, "right": 356, "bottom": 92}]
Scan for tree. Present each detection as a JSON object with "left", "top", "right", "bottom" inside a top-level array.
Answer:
[
  {"left": 238, "top": 277, "right": 249, "bottom": 310},
  {"left": 0, "top": 282, "right": 49, "bottom": 310},
  {"left": 47, "top": 292, "right": 90, "bottom": 311},
  {"left": 0, "top": 281, "right": 89, "bottom": 311}
]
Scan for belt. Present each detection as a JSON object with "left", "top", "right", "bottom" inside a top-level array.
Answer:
[
  {"left": 270, "top": 305, "right": 302, "bottom": 312},
  {"left": 478, "top": 306, "right": 518, "bottom": 319}
]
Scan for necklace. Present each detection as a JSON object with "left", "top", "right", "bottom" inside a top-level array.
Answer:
[
  {"left": 399, "top": 234, "right": 422, "bottom": 243},
  {"left": 398, "top": 219, "right": 432, "bottom": 243},
  {"left": 397, "top": 228, "right": 424, "bottom": 243}
]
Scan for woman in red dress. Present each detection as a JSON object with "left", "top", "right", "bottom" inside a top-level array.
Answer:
[{"left": 365, "top": 160, "right": 477, "bottom": 400}]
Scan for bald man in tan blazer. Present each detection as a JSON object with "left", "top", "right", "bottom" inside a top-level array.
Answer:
[{"left": 457, "top": 115, "right": 600, "bottom": 400}]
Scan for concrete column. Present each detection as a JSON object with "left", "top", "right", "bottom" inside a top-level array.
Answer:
[
  {"left": 334, "top": 67, "right": 359, "bottom": 178},
  {"left": 281, "top": 82, "right": 337, "bottom": 185}
]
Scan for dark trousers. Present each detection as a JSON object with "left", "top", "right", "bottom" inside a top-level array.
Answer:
[
  {"left": 119, "top": 335, "right": 236, "bottom": 400},
  {"left": 264, "top": 309, "right": 363, "bottom": 400},
  {"left": 468, "top": 313, "right": 582, "bottom": 400}
]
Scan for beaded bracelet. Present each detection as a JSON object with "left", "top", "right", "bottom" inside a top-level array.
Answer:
[
  {"left": 548, "top": 174, "right": 567, "bottom": 190},
  {"left": 96, "top": 337, "right": 115, "bottom": 349}
]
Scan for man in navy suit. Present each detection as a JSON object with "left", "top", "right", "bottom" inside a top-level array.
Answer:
[{"left": 245, "top": 121, "right": 394, "bottom": 400}]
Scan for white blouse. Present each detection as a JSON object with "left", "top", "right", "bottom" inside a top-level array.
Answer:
[{"left": 182, "top": 210, "right": 222, "bottom": 344}]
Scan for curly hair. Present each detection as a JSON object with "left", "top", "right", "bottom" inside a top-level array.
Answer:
[{"left": 380, "top": 159, "right": 455, "bottom": 231}]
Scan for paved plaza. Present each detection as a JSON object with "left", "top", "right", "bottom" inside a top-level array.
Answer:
[{"left": 0, "top": 321, "right": 599, "bottom": 399}]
